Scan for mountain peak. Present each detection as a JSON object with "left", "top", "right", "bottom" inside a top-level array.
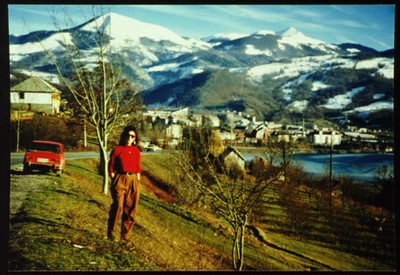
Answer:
[
  {"left": 276, "top": 27, "right": 299, "bottom": 37},
  {"left": 78, "top": 12, "right": 211, "bottom": 50},
  {"left": 253, "top": 29, "right": 276, "bottom": 36},
  {"left": 277, "top": 26, "right": 324, "bottom": 46},
  {"left": 81, "top": 12, "right": 180, "bottom": 42}
]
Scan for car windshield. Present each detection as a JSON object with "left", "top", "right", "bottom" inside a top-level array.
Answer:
[{"left": 30, "top": 143, "right": 61, "bottom": 153}]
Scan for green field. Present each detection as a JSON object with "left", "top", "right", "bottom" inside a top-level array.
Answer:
[{"left": 8, "top": 153, "right": 396, "bottom": 271}]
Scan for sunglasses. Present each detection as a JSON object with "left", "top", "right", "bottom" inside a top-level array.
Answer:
[{"left": 129, "top": 134, "right": 136, "bottom": 138}]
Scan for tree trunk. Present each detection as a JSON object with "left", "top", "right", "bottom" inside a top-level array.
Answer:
[
  {"left": 16, "top": 111, "right": 20, "bottom": 153},
  {"left": 100, "top": 147, "right": 109, "bottom": 195},
  {"left": 231, "top": 219, "right": 246, "bottom": 271},
  {"left": 238, "top": 223, "right": 245, "bottom": 271},
  {"left": 96, "top": 124, "right": 109, "bottom": 195},
  {"left": 83, "top": 120, "right": 87, "bottom": 148},
  {"left": 232, "top": 228, "right": 239, "bottom": 270}
]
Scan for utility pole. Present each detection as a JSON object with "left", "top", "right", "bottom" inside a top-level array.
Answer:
[
  {"left": 302, "top": 101, "right": 305, "bottom": 137},
  {"left": 329, "top": 130, "right": 334, "bottom": 213}
]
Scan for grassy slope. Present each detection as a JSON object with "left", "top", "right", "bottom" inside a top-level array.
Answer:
[{"left": 8, "top": 155, "right": 395, "bottom": 271}]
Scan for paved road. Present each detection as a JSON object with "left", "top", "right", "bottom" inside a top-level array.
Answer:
[
  {"left": 10, "top": 151, "right": 101, "bottom": 167},
  {"left": 11, "top": 150, "right": 158, "bottom": 166}
]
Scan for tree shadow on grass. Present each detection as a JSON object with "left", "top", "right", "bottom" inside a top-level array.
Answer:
[
  {"left": 9, "top": 215, "right": 73, "bottom": 229},
  {"left": 10, "top": 169, "right": 52, "bottom": 176}
]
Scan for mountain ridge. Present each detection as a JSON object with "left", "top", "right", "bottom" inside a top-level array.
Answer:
[{"left": 9, "top": 12, "right": 394, "bottom": 129}]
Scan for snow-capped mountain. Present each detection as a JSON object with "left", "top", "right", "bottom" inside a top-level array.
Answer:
[
  {"left": 83, "top": 13, "right": 194, "bottom": 46},
  {"left": 9, "top": 12, "right": 394, "bottom": 128},
  {"left": 202, "top": 32, "right": 249, "bottom": 45},
  {"left": 10, "top": 13, "right": 210, "bottom": 69},
  {"left": 276, "top": 26, "right": 326, "bottom": 47}
]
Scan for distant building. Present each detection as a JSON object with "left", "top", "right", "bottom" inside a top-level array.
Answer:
[
  {"left": 310, "top": 130, "right": 342, "bottom": 145},
  {"left": 143, "top": 107, "right": 189, "bottom": 124},
  {"left": 268, "top": 122, "right": 283, "bottom": 131},
  {"left": 165, "top": 124, "right": 183, "bottom": 148},
  {"left": 342, "top": 131, "right": 377, "bottom": 143},
  {"left": 218, "top": 130, "right": 236, "bottom": 144},
  {"left": 204, "top": 114, "right": 221, "bottom": 128},
  {"left": 10, "top": 76, "right": 61, "bottom": 115},
  {"left": 246, "top": 123, "right": 270, "bottom": 143},
  {"left": 253, "top": 123, "right": 270, "bottom": 140},
  {"left": 221, "top": 146, "right": 246, "bottom": 172},
  {"left": 235, "top": 132, "right": 246, "bottom": 144},
  {"left": 166, "top": 124, "right": 183, "bottom": 139}
]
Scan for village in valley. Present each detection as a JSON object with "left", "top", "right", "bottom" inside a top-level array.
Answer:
[
  {"left": 8, "top": 5, "right": 396, "bottom": 271},
  {"left": 10, "top": 76, "right": 394, "bottom": 158}
]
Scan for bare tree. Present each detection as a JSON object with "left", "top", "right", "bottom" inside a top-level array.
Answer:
[
  {"left": 37, "top": 6, "right": 142, "bottom": 194},
  {"left": 273, "top": 140, "right": 294, "bottom": 184},
  {"left": 10, "top": 104, "right": 23, "bottom": 152},
  {"left": 174, "top": 127, "right": 283, "bottom": 270}
]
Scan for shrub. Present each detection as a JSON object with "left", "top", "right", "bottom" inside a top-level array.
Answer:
[{"left": 12, "top": 114, "right": 83, "bottom": 150}]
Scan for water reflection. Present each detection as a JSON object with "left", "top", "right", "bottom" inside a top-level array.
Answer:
[{"left": 243, "top": 153, "right": 394, "bottom": 182}]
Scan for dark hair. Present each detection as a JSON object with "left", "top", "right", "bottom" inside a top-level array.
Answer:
[{"left": 118, "top": 126, "right": 139, "bottom": 146}]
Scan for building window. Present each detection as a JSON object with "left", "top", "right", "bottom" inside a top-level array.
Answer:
[{"left": 19, "top": 92, "right": 25, "bottom": 100}]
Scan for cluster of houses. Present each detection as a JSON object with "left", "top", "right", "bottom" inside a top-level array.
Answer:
[
  {"left": 11, "top": 76, "right": 392, "bottom": 154},
  {"left": 142, "top": 106, "right": 390, "bottom": 151}
]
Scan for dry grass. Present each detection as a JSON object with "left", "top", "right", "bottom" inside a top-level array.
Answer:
[
  {"left": 8, "top": 158, "right": 235, "bottom": 271},
  {"left": 8, "top": 155, "right": 396, "bottom": 271}
]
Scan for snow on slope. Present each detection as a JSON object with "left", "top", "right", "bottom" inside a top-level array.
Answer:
[
  {"left": 287, "top": 100, "right": 308, "bottom": 112},
  {"left": 247, "top": 55, "right": 393, "bottom": 82},
  {"left": 247, "top": 52, "right": 394, "bottom": 113},
  {"left": 15, "top": 69, "right": 61, "bottom": 84},
  {"left": 148, "top": 62, "right": 182, "bottom": 73},
  {"left": 202, "top": 32, "right": 248, "bottom": 42},
  {"left": 84, "top": 12, "right": 210, "bottom": 50},
  {"left": 247, "top": 54, "right": 345, "bottom": 81},
  {"left": 355, "top": 57, "right": 394, "bottom": 79},
  {"left": 9, "top": 12, "right": 394, "bottom": 115},
  {"left": 10, "top": 12, "right": 211, "bottom": 63},
  {"left": 322, "top": 87, "right": 365, "bottom": 109},
  {"left": 352, "top": 100, "right": 393, "bottom": 113},
  {"left": 148, "top": 60, "right": 204, "bottom": 75},
  {"left": 10, "top": 32, "right": 74, "bottom": 58},
  {"left": 277, "top": 27, "right": 325, "bottom": 48},
  {"left": 312, "top": 81, "right": 330, "bottom": 91},
  {"left": 245, "top": 44, "right": 273, "bottom": 56},
  {"left": 253, "top": 29, "right": 275, "bottom": 36},
  {"left": 280, "top": 72, "right": 314, "bottom": 101}
]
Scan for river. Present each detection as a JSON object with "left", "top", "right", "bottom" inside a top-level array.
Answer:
[{"left": 243, "top": 153, "right": 394, "bottom": 182}]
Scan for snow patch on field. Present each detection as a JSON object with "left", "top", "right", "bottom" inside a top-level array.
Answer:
[{"left": 322, "top": 87, "right": 365, "bottom": 109}]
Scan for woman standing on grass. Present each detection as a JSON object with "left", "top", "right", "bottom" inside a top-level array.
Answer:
[{"left": 107, "top": 126, "right": 141, "bottom": 242}]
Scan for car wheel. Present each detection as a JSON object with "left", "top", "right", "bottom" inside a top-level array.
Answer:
[{"left": 23, "top": 164, "right": 31, "bottom": 174}]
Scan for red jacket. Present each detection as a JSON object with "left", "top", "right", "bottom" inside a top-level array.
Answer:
[{"left": 108, "top": 145, "right": 141, "bottom": 174}]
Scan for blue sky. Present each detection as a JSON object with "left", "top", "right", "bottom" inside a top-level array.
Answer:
[{"left": 8, "top": 4, "right": 395, "bottom": 51}]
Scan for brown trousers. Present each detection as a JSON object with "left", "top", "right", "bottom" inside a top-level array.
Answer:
[{"left": 107, "top": 173, "right": 141, "bottom": 240}]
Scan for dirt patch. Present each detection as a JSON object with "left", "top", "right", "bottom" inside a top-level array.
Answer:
[
  {"left": 9, "top": 166, "right": 60, "bottom": 217},
  {"left": 140, "top": 175, "right": 174, "bottom": 203}
]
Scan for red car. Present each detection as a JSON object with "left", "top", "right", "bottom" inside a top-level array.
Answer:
[{"left": 23, "top": 140, "right": 65, "bottom": 176}]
